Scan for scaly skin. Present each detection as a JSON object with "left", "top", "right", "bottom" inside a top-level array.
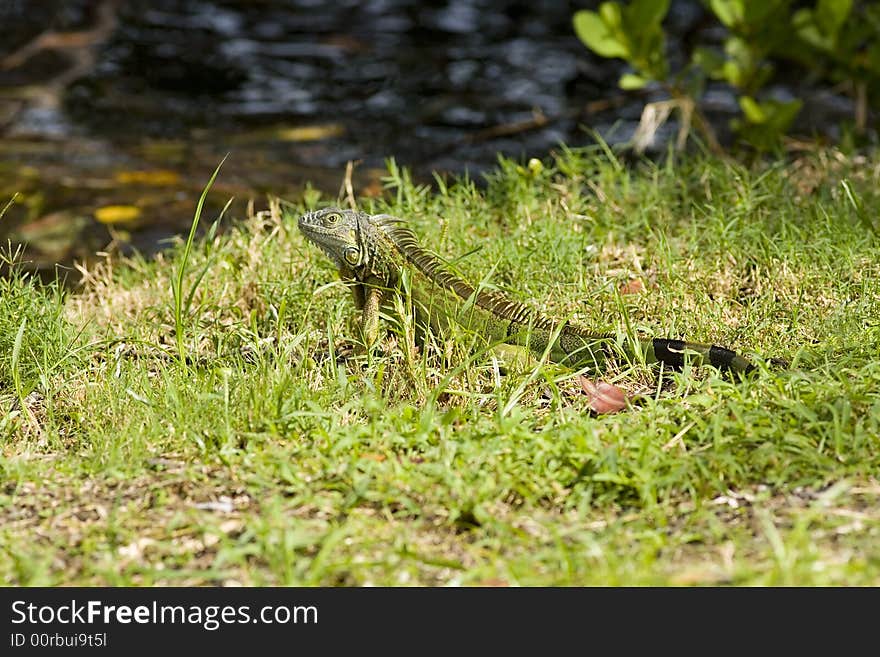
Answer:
[{"left": 298, "top": 207, "right": 763, "bottom": 374}]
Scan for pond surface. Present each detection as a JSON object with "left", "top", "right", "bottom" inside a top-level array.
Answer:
[{"left": 0, "top": 0, "right": 859, "bottom": 275}]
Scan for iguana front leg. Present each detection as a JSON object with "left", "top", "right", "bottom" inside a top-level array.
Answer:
[
  {"left": 343, "top": 275, "right": 384, "bottom": 348},
  {"left": 359, "top": 275, "right": 385, "bottom": 347}
]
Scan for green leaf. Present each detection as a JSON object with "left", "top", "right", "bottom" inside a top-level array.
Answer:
[
  {"left": 619, "top": 73, "right": 648, "bottom": 89},
  {"left": 793, "top": 9, "right": 828, "bottom": 50},
  {"left": 710, "top": 0, "right": 743, "bottom": 27},
  {"left": 722, "top": 60, "right": 745, "bottom": 87},
  {"left": 816, "top": 0, "right": 853, "bottom": 35},
  {"left": 573, "top": 9, "right": 629, "bottom": 58},
  {"left": 739, "top": 96, "right": 766, "bottom": 123},
  {"left": 626, "top": 0, "right": 670, "bottom": 27},
  {"left": 599, "top": 2, "right": 623, "bottom": 29},
  {"left": 738, "top": 97, "right": 801, "bottom": 131}
]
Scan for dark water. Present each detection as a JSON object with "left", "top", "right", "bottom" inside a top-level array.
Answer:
[
  {"left": 0, "top": 0, "right": 863, "bottom": 274},
  {"left": 67, "top": 0, "right": 601, "bottom": 171}
]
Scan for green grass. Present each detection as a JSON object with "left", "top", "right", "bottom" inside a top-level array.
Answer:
[{"left": 1, "top": 147, "right": 878, "bottom": 585}]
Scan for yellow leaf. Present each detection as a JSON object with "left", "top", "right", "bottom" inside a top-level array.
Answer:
[
  {"left": 115, "top": 170, "right": 182, "bottom": 186},
  {"left": 275, "top": 124, "right": 345, "bottom": 141},
  {"left": 94, "top": 205, "right": 142, "bottom": 225}
]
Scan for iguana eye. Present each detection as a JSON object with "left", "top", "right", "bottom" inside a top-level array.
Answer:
[
  {"left": 324, "top": 211, "right": 342, "bottom": 224},
  {"left": 343, "top": 247, "right": 360, "bottom": 265}
]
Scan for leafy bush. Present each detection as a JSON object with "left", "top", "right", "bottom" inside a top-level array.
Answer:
[{"left": 573, "top": 0, "right": 880, "bottom": 151}]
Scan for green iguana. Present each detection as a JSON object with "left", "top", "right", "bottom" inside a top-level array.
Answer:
[{"left": 298, "top": 207, "right": 769, "bottom": 375}]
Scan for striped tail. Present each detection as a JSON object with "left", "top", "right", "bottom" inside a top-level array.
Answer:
[{"left": 641, "top": 338, "right": 756, "bottom": 374}]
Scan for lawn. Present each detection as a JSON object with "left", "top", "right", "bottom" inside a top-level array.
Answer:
[{"left": 1, "top": 146, "right": 878, "bottom": 585}]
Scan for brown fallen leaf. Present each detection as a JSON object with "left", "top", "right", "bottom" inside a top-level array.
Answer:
[
  {"left": 578, "top": 377, "right": 629, "bottom": 414},
  {"left": 360, "top": 452, "right": 386, "bottom": 462},
  {"left": 619, "top": 278, "right": 645, "bottom": 295}
]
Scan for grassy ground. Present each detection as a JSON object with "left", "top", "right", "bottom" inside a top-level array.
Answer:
[{"left": 1, "top": 146, "right": 878, "bottom": 585}]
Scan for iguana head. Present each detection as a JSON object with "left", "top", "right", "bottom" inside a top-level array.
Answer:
[{"left": 298, "top": 207, "right": 367, "bottom": 271}]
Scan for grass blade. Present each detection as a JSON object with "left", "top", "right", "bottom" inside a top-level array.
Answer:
[{"left": 172, "top": 155, "right": 228, "bottom": 363}]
